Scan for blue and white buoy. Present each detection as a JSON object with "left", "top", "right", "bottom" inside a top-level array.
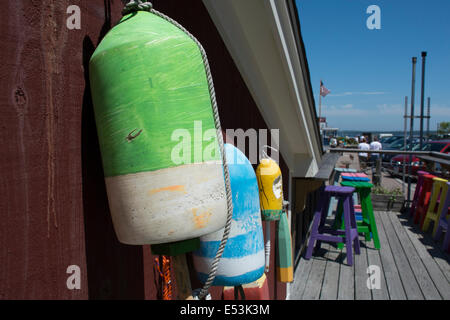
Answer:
[{"left": 193, "top": 144, "right": 265, "bottom": 286}]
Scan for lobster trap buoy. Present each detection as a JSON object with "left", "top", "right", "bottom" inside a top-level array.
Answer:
[
  {"left": 256, "top": 156, "right": 293, "bottom": 283},
  {"left": 256, "top": 157, "right": 284, "bottom": 218},
  {"left": 192, "top": 144, "right": 265, "bottom": 286},
  {"left": 89, "top": 9, "right": 228, "bottom": 245}
]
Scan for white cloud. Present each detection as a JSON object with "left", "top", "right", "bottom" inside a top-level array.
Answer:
[
  {"left": 319, "top": 101, "right": 449, "bottom": 131},
  {"left": 376, "top": 104, "right": 403, "bottom": 115},
  {"left": 328, "top": 91, "right": 387, "bottom": 97},
  {"left": 429, "top": 104, "right": 450, "bottom": 117},
  {"left": 321, "top": 104, "right": 365, "bottom": 116},
  {"left": 374, "top": 103, "right": 450, "bottom": 117}
]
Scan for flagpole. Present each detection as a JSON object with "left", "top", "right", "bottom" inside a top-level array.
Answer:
[{"left": 319, "top": 80, "right": 322, "bottom": 119}]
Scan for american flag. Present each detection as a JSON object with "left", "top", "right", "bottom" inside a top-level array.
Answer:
[{"left": 320, "top": 81, "right": 330, "bottom": 97}]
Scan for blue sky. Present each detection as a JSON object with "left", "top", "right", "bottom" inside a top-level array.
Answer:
[{"left": 296, "top": 0, "right": 450, "bottom": 131}]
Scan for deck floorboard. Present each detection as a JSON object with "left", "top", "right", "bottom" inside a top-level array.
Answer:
[{"left": 290, "top": 210, "right": 449, "bottom": 300}]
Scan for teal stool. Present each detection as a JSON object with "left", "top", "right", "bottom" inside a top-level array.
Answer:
[{"left": 328, "top": 168, "right": 358, "bottom": 217}]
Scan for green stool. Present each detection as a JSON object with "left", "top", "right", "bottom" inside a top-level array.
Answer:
[{"left": 335, "top": 181, "right": 380, "bottom": 250}]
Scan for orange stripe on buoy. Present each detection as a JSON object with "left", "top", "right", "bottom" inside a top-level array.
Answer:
[
  {"left": 148, "top": 185, "right": 186, "bottom": 195},
  {"left": 192, "top": 208, "right": 212, "bottom": 229}
]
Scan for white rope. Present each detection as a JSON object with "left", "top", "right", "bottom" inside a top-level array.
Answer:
[
  {"left": 122, "top": 0, "right": 153, "bottom": 15},
  {"left": 264, "top": 221, "right": 271, "bottom": 272},
  {"left": 260, "top": 145, "right": 279, "bottom": 162}
]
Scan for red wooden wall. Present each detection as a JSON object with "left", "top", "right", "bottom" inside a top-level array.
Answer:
[{"left": 0, "top": 0, "right": 289, "bottom": 299}]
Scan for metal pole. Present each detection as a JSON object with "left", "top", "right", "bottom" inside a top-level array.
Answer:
[
  {"left": 403, "top": 96, "right": 407, "bottom": 196},
  {"left": 319, "top": 81, "right": 323, "bottom": 145},
  {"left": 427, "top": 97, "right": 430, "bottom": 139},
  {"left": 408, "top": 57, "right": 417, "bottom": 205},
  {"left": 419, "top": 52, "right": 427, "bottom": 149},
  {"left": 319, "top": 80, "right": 322, "bottom": 119}
]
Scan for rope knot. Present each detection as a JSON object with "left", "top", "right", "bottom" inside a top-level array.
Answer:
[{"left": 122, "top": 0, "right": 153, "bottom": 16}]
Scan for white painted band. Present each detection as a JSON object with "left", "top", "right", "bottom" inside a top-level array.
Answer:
[
  {"left": 105, "top": 161, "right": 227, "bottom": 245},
  {"left": 193, "top": 249, "right": 265, "bottom": 277}
]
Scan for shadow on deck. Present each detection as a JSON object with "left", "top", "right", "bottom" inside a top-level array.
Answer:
[{"left": 290, "top": 210, "right": 450, "bottom": 300}]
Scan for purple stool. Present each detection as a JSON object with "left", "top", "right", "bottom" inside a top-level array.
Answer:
[
  {"left": 305, "top": 185, "right": 361, "bottom": 266},
  {"left": 410, "top": 170, "right": 429, "bottom": 217},
  {"left": 434, "top": 182, "right": 450, "bottom": 252}
]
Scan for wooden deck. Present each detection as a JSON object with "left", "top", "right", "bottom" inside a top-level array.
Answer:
[{"left": 290, "top": 210, "right": 450, "bottom": 300}]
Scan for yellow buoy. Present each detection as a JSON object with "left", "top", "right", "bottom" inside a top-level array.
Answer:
[
  {"left": 256, "top": 157, "right": 293, "bottom": 283},
  {"left": 256, "top": 158, "right": 283, "bottom": 217}
]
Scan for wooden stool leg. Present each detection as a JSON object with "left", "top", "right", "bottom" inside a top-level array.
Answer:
[
  {"left": 410, "top": 177, "right": 423, "bottom": 216},
  {"left": 343, "top": 196, "right": 354, "bottom": 266},
  {"left": 442, "top": 217, "right": 450, "bottom": 252},
  {"left": 432, "top": 214, "right": 442, "bottom": 237},
  {"left": 414, "top": 202, "right": 426, "bottom": 224},
  {"left": 422, "top": 184, "right": 440, "bottom": 233},
  {"left": 421, "top": 212, "right": 434, "bottom": 234},
  {"left": 434, "top": 218, "right": 443, "bottom": 242},
  {"left": 432, "top": 185, "right": 449, "bottom": 236},
  {"left": 333, "top": 199, "right": 343, "bottom": 229},
  {"left": 362, "top": 189, "right": 380, "bottom": 250},
  {"left": 336, "top": 199, "right": 345, "bottom": 250},
  {"left": 349, "top": 196, "right": 360, "bottom": 255},
  {"left": 443, "top": 226, "right": 450, "bottom": 252},
  {"left": 305, "top": 210, "right": 322, "bottom": 260},
  {"left": 315, "top": 193, "right": 331, "bottom": 252},
  {"left": 435, "top": 188, "right": 450, "bottom": 250},
  {"left": 359, "top": 190, "right": 372, "bottom": 241}
]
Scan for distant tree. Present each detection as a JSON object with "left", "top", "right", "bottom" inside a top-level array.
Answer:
[{"left": 437, "top": 122, "right": 450, "bottom": 135}]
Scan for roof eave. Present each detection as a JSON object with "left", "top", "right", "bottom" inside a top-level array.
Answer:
[{"left": 203, "top": 0, "right": 323, "bottom": 178}]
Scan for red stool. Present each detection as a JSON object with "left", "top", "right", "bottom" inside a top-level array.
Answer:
[
  {"left": 414, "top": 174, "right": 437, "bottom": 226},
  {"left": 409, "top": 171, "right": 429, "bottom": 217}
]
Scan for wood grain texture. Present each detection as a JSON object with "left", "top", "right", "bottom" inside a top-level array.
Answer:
[
  {"left": 378, "top": 212, "right": 424, "bottom": 299},
  {"left": 319, "top": 244, "right": 340, "bottom": 300},
  {"left": 1, "top": 0, "right": 87, "bottom": 299},
  {"left": 0, "top": 0, "right": 157, "bottom": 300},
  {"left": 337, "top": 245, "right": 355, "bottom": 300},
  {"left": 373, "top": 211, "right": 406, "bottom": 300}
]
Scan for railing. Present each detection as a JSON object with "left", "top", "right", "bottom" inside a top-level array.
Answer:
[
  {"left": 329, "top": 148, "right": 450, "bottom": 158},
  {"left": 328, "top": 148, "right": 450, "bottom": 172}
]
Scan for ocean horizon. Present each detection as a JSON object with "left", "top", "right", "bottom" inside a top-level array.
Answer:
[{"left": 337, "top": 130, "right": 438, "bottom": 137}]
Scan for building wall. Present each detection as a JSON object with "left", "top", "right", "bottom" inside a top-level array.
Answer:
[
  {"left": 0, "top": 0, "right": 157, "bottom": 300},
  {"left": 0, "top": 0, "right": 289, "bottom": 299}
]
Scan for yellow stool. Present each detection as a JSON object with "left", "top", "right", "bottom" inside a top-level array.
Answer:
[{"left": 422, "top": 177, "right": 449, "bottom": 236}]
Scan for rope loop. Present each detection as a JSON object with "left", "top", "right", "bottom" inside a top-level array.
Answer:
[
  {"left": 122, "top": 0, "right": 153, "bottom": 16},
  {"left": 260, "top": 145, "right": 279, "bottom": 162}
]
